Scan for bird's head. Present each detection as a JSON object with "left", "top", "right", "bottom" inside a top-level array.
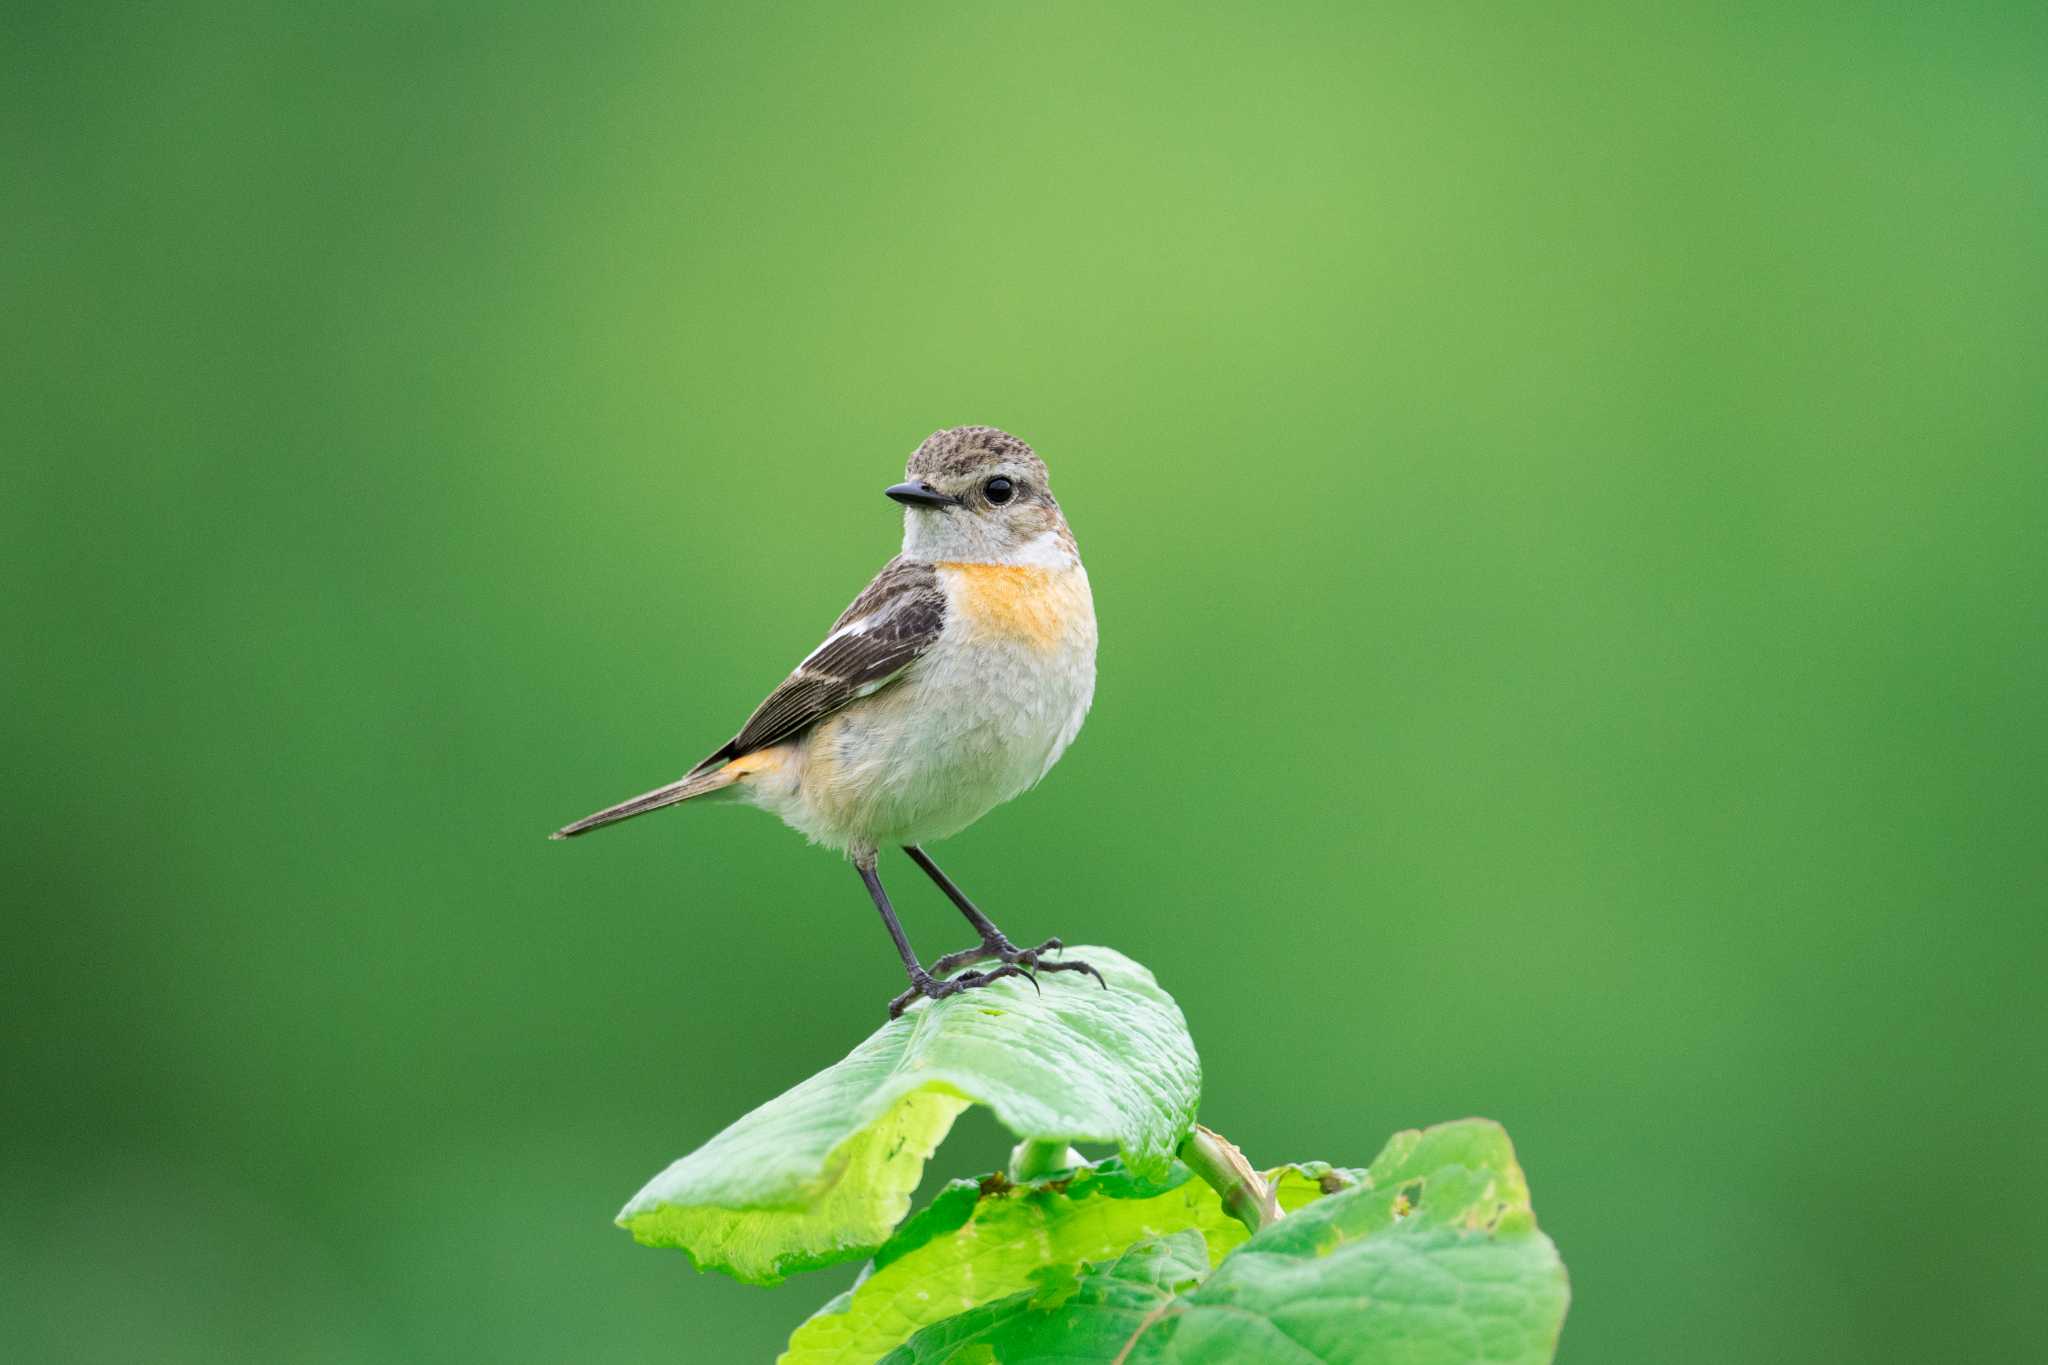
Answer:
[{"left": 888, "top": 426, "right": 1073, "bottom": 566}]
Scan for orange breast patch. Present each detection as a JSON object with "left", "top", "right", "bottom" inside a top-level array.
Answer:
[{"left": 938, "top": 563, "right": 1076, "bottom": 649}]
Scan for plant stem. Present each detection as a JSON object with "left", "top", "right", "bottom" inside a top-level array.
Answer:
[
  {"left": 1179, "top": 1124, "right": 1281, "bottom": 1234},
  {"left": 1008, "top": 1139, "right": 1081, "bottom": 1182}
]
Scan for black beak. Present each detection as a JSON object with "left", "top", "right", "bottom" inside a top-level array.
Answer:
[{"left": 885, "top": 481, "right": 961, "bottom": 509}]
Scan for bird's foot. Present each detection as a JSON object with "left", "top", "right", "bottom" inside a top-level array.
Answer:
[
  {"left": 929, "top": 934, "right": 1109, "bottom": 990},
  {"left": 888, "top": 964, "right": 1036, "bottom": 1019}
]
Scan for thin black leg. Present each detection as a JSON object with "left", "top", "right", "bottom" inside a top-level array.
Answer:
[
  {"left": 903, "top": 844, "right": 1010, "bottom": 943},
  {"left": 858, "top": 856, "right": 1030, "bottom": 1018},
  {"left": 859, "top": 859, "right": 926, "bottom": 978},
  {"left": 902, "top": 845, "right": 1107, "bottom": 990}
]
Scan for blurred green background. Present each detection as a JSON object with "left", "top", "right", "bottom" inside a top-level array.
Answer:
[{"left": 6, "top": 2, "right": 2044, "bottom": 1360}]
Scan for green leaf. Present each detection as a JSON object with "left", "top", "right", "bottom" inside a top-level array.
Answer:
[
  {"left": 873, "top": 1230, "right": 1212, "bottom": 1365},
  {"left": 1122, "top": 1118, "right": 1570, "bottom": 1364},
  {"left": 782, "top": 1158, "right": 1351, "bottom": 1364},
  {"left": 617, "top": 947, "right": 1199, "bottom": 1285}
]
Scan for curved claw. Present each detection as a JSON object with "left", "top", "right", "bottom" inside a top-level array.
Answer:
[
  {"left": 950, "top": 963, "right": 1034, "bottom": 995},
  {"left": 1037, "top": 957, "right": 1109, "bottom": 990},
  {"left": 886, "top": 962, "right": 1039, "bottom": 1018},
  {"left": 930, "top": 934, "right": 1081, "bottom": 979}
]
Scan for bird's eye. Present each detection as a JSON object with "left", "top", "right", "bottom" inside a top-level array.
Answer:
[{"left": 983, "top": 477, "right": 1015, "bottom": 505}]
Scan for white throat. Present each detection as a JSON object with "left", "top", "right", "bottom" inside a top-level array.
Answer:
[
  {"left": 901, "top": 515, "right": 1077, "bottom": 568},
  {"left": 995, "top": 529, "right": 1079, "bottom": 569}
]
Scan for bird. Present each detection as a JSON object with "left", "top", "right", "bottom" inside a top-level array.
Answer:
[{"left": 552, "top": 425, "right": 1103, "bottom": 1017}]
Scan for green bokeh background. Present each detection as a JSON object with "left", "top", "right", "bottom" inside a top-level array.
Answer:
[{"left": 7, "top": 3, "right": 2044, "bottom": 1361}]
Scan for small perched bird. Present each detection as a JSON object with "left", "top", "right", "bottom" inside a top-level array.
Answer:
[{"left": 553, "top": 426, "right": 1102, "bottom": 1016}]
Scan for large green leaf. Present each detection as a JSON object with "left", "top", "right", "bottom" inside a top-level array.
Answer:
[
  {"left": 879, "top": 1120, "right": 1568, "bottom": 1364},
  {"left": 617, "top": 947, "right": 1199, "bottom": 1285},
  {"left": 1123, "top": 1119, "right": 1569, "bottom": 1364},
  {"left": 873, "top": 1230, "right": 1212, "bottom": 1365},
  {"left": 782, "top": 1159, "right": 1347, "bottom": 1364}
]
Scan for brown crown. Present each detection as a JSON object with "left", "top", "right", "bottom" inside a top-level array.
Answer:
[{"left": 906, "top": 426, "right": 1049, "bottom": 484}]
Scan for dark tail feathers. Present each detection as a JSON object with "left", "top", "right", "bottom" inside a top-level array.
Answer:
[{"left": 549, "top": 757, "right": 740, "bottom": 839}]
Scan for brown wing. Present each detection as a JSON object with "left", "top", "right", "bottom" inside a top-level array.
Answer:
[{"left": 692, "top": 557, "right": 946, "bottom": 771}]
